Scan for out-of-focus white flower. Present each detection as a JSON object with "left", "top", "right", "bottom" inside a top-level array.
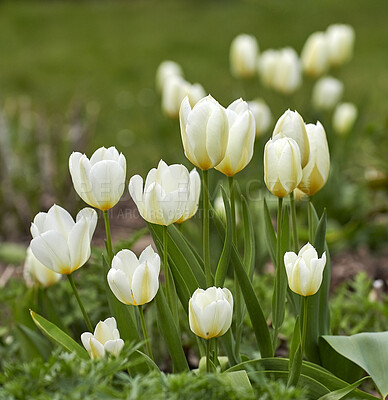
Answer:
[
  {"left": 176, "top": 168, "right": 201, "bottom": 224},
  {"left": 30, "top": 205, "right": 97, "bottom": 275},
  {"left": 247, "top": 99, "right": 272, "bottom": 137},
  {"left": 312, "top": 76, "right": 343, "bottom": 111},
  {"left": 284, "top": 243, "right": 326, "bottom": 296},
  {"left": 258, "top": 49, "right": 278, "bottom": 89},
  {"left": 215, "top": 99, "right": 255, "bottom": 176},
  {"left": 179, "top": 95, "right": 229, "bottom": 170},
  {"left": 298, "top": 122, "right": 330, "bottom": 196},
  {"left": 332, "top": 102, "right": 358, "bottom": 136},
  {"left": 129, "top": 160, "right": 195, "bottom": 226},
  {"left": 69, "top": 147, "right": 126, "bottom": 211},
  {"left": 326, "top": 24, "right": 355, "bottom": 67},
  {"left": 108, "top": 246, "right": 160, "bottom": 306},
  {"left": 189, "top": 287, "right": 233, "bottom": 340},
  {"left": 301, "top": 32, "right": 330, "bottom": 77},
  {"left": 156, "top": 60, "right": 184, "bottom": 93},
  {"left": 273, "top": 48, "right": 302, "bottom": 94},
  {"left": 230, "top": 34, "right": 259, "bottom": 79},
  {"left": 24, "top": 247, "right": 61, "bottom": 288},
  {"left": 81, "top": 317, "right": 124, "bottom": 359}
]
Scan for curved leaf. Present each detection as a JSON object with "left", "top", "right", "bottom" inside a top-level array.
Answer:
[{"left": 318, "top": 377, "right": 370, "bottom": 400}]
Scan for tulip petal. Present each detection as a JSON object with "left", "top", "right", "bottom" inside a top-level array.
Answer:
[
  {"left": 45, "top": 204, "right": 75, "bottom": 238},
  {"left": 103, "top": 317, "right": 117, "bottom": 332},
  {"left": 76, "top": 208, "right": 98, "bottom": 240},
  {"left": 68, "top": 217, "right": 91, "bottom": 272},
  {"left": 112, "top": 249, "right": 139, "bottom": 281},
  {"left": 89, "top": 337, "right": 105, "bottom": 359},
  {"left": 104, "top": 339, "right": 124, "bottom": 357},
  {"left": 131, "top": 262, "right": 159, "bottom": 305},
  {"left": 81, "top": 332, "right": 93, "bottom": 353},
  {"left": 107, "top": 268, "right": 134, "bottom": 305},
  {"left": 94, "top": 320, "right": 115, "bottom": 344},
  {"left": 139, "top": 245, "right": 160, "bottom": 275},
  {"left": 30, "top": 212, "right": 47, "bottom": 237},
  {"left": 206, "top": 105, "right": 228, "bottom": 167},
  {"left": 69, "top": 152, "right": 94, "bottom": 206}
]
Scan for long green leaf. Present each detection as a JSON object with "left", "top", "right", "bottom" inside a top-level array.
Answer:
[
  {"left": 30, "top": 310, "right": 88, "bottom": 360},
  {"left": 318, "top": 377, "right": 370, "bottom": 400},
  {"left": 16, "top": 323, "right": 52, "bottom": 361},
  {"left": 288, "top": 316, "right": 302, "bottom": 387},
  {"left": 214, "top": 186, "right": 233, "bottom": 287},
  {"left": 263, "top": 198, "right": 276, "bottom": 265},
  {"left": 241, "top": 196, "right": 255, "bottom": 278}
]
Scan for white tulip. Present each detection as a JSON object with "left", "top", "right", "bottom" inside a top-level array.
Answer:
[
  {"left": 24, "top": 247, "right": 61, "bottom": 288},
  {"left": 81, "top": 317, "right": 124, "bottom": 360},
  {"left": 107, "top": 246, "right": 160, "bottom": 306},
  {"left": 156, "top": 60, "right": 184, "bottom": 93},
  {"left": 272, "top": 109, "right": 309, "bottom": 168},
  {"left": 284, "top": 243, "right": 326, "bottom": 296},
  {"left": 258, "top": 49, "right": 278, "bottom": 89},
  {"left": 264, "top": 136, "right": 302, "bottom": 198},
  {"left": 301, "top": 32, "right": 330, "bottom": 77},
  {"left": 298, "top": 122, "right": 330, "bottom": 196},
  {"left": 247, "top": 99, "right": 272, "bottom": 137},
  {"left": 326, "top": 24, "right": 355, "bottom": 66},
  {"left": 312, "top": 76, "right": 343, "bottom": 111},
  {"left": 129, "top": 160, "right": 193, "bottom": 226},
  {"left": 30, "top": 205, "right": 97, "bottom": 275},
  {"left": 215, "top": 99, "right": 255, "bottom": 176},
  {"left": 230, "top": 34, "right": 259, "bottom": 79},
  {"left": 332, "top": 102, "right": 358, "bottom": 136},
  {"left": 272, "top": 47, "right": 302, "bottom": 94},
  {"left": 189, "top": 287, "right": 233, "bottom": 340},
  {"left": 179, "top": 95, "right": 229, "bottom": 170},
  {"left": 69, "top": 146, "right": 126, "bottom": 211},
  {"left": 176, "top": 168, "right": 201, "bottom": 224}
]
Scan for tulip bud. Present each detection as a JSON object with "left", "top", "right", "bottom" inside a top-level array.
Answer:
[
  {"left": 298, "top": 122, "right": 330, "bottom": 196},
  {"left": 69, "top": 146, "right": 126, "bottom": 211},
  {"left": 264, "top": 136, "right": 303, "bottom": 198},
  {"left": 215, "top": 99, "right": 255, "bottom": 176},
  {"left": 179, "top": 95, "right": 229, "bottom": 170},
  {"left": 312, "top": 76, "right": 343, "bottom": 111},
  {"left": 326, "top": 24, "right": 355, "bottom": 67},
  {"left": 155, "top": 60, "right": 184, "bottom": 93},
  {"left": 301, "top": 32, "right": 330, "bottom": 77},
  {"left": 284, "top": 243, "right": 326, "bottom": 296},
  {"left": 129, "top": 160, "right": 195, "bottom": 226},
  {"left": 247, "top": 99, "right": 272, "bottom": 137},
  {"left": 24, "top": 247, "right": 61, "bottom": 288},
  {"left": 229, "top": 34, "right": 259, "bottom": 79},
  {"left": 273, "top": 48, "right": 302, "bottom": 94},
  {"left": 108, "top": 246, "right": 160, "bottom": 306},
  {"left": 332, "top": 102, "right": 358, "bottom": 136},
  {"left": 189, "top": 287, "right": 233, "bottom": 340},
  {"left": 176, "top": 168, "right": 201, "bottom": 224},
  {"left": 30, "top": 205, "right": 97, "bottom": 275},
  {"left": 81, "top": 317, "right": 124, "bottom": 359},
  {"left": 258, "top": 49, "right": 278, "bottom": 89},
  {"left": 272, "top": 109, "right": 310, "bottom": 168}
]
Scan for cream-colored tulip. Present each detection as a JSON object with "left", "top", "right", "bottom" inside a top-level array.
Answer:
[
  {"left": 264, "top": 136, "right": 302, "bottom": 198},
  {"left": 24, "top": 247, "right": 61, "bottom": 288},
  {"left": 332, "top": 102, "right": 358, "bottom": 136},
  {"left": 284, "top": 243, "right": 326, "bottom": 296},
  {"left": 247, "top": 99, "right": 272, "bottom": 137},
  {"left": 258, "top": 49, "right": 278, "bottom": 89},
  {"left": 81, "top": 317, "right": 124, "bottom": 360},
  {"left": 69, "top": 146, "right": 126, "bottom": 211},
  {"left": 189, "top": 287, "right": 233, "bottom": 340},
  {"left": 301, "top": 32, "right": 330, "bottom": 77},
  {"left": 312, "top": 76, "right": 343, "bottom": 111},
  {"left": 298, "top": 122, "right": 330, "bottom": 196},
  {"left": 272, "top": 109, "right": 309, "bottom": 168},
  {"left": 30, "top": 205, "right": 97, "bottom": 275},
  {"left": 326, "top": 24, "right": 355, "bottom": 67},
  {"left": 230, "top": 34, "right": 259, "bottom": 79},
  {"left": 272, "top": 47, "right": 302, "bottom": 94},
  {"left": 107, "top": 246, "right": 160, "bottom": 306},
  {"left": 129, "top": 160, "right": 194, "bottom": 226},
  {"left": 176, "top": 168, "right": 201, "bottom": 224},
  {"left": 155, "top": 60, "right": 184, "bottom": 93},
  {"left": 215, "top": 99, "right": 255, "bottom": 176},
  {"left": 179, "top": 95, "right": 229, "bottom": 170}
]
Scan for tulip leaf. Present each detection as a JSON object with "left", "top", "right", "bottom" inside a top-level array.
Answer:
[
  {"left": 16, "top": 323, "right": 52, "bottom": 361},
  {"left": 287, "top": 316, "right": 302, "bottom": 388},
  {"left": 30, "top": 310, "right": 89, "bottom": 360},
  {"left": 263, "top": 197, "right": 277, "bottom": 265},
  {"left": 227, "top": 358, "right": 378, "bottom": 399},
  {"left": 135, "top": 350, "right": 161, "bottom": 372},
  {"left": 214, "top": 186, "right": 233, "bottom": 287},
  {"left": 154, "top": 288, "right": 189, "bottom": 372},
  {"left": 241, "top": 195, "right": 255, "bottom": 278},
  {"left": 317, "top": 377, "right": 370, "bottom": 400},
  {"left": 322, "top": 332, "right": 388, "bottom": 398},
  {"left": 224, "top": 371, "right": 254, "bottom": 397}
]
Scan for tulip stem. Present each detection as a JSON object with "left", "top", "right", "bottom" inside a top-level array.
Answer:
[
  {"left": 206, "top": 339, "right": 211, "bottom": 373},
  {"left": 138, "top": 305, "right": 153, "bottom": 360},
  {"left": 103, "top": 210, "right": 114, "bottom": 262},
  {"left": 202, "top": 169, "right": 212, "bottom": 287},
  {"left": 67, "top": 273, "right": 93, "bottom": 332},
  {"left": 301, "top": 296, "right": 308, "bottom": 358},
  {"left": 163, "top": 225, "right": 177, "bottom": 319},
  {"left": 290, "top": 192, "right": 299, "bottom": 252}
]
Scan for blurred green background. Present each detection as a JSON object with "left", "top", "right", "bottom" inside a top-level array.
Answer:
[{"left": 0, "top": 0, "right": 387, "bottom": 244}]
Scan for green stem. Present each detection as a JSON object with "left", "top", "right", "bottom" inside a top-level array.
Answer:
[
  {"left": 301, "top": 296, "right": 308, "bottom": 359},
  {"left": 138, "top": 305, "right": 153, "bottom": 360},
  {"left": 308, "top": 199, "right": 314, "bottom": 242},
  {"left": 163, "top": 225, "right": 177, "bottom": 318},
  {"left": 290, "top": 191, "right": 299, "bottom": 252},
  {"left": 103, "top": 210, "right": 114, "bottom": 262},
  {"left": 206, "top": 339, "right": 211, "bottom": 373},
  {"left": 202, "top": 169, "right": 212, "bottom": 286},
  {"left": 228, "top": 176, "right": 237, "bottom": 244},
  {"left": 67, "top": 273, "right": 93, "bottom": 332}
]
